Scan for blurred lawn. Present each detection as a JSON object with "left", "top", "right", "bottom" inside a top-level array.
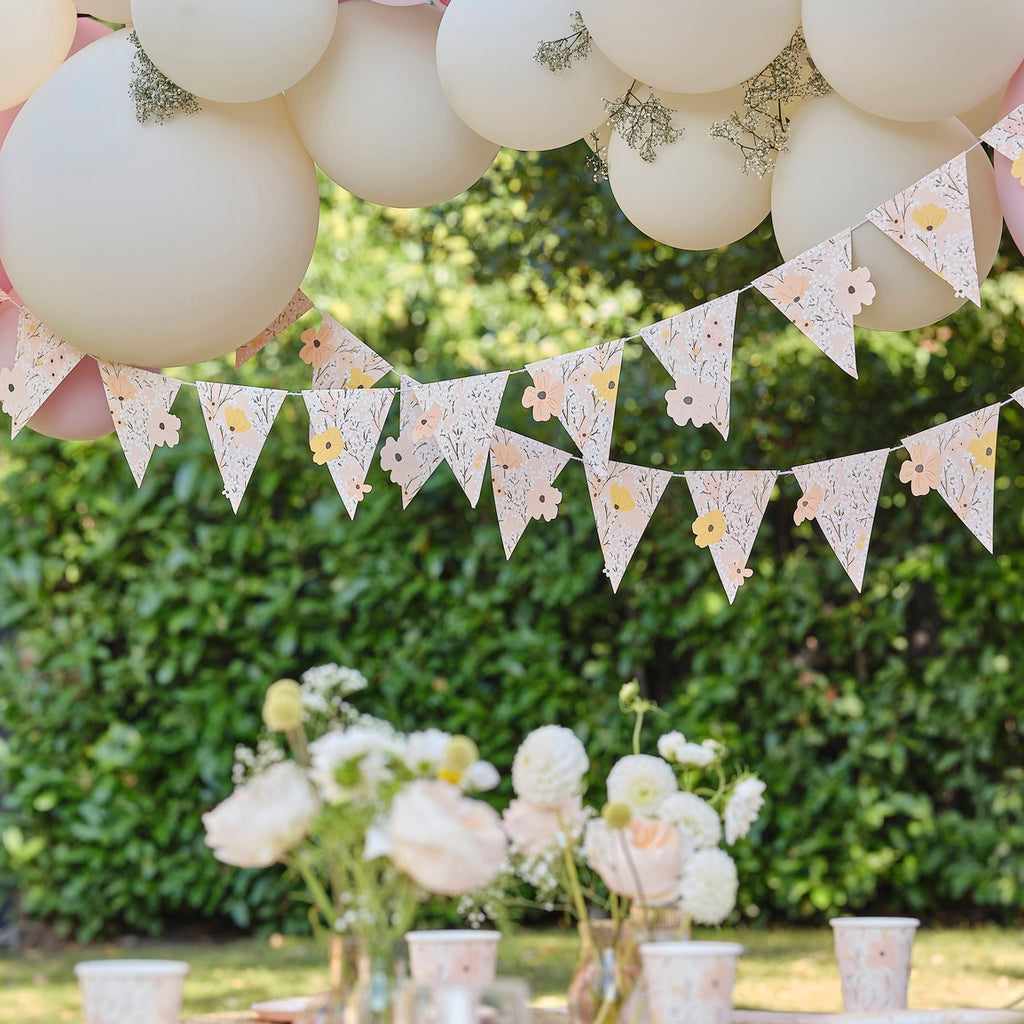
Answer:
[{"left": 1, "top": 927, "right": 1023, "bottom": 1022}]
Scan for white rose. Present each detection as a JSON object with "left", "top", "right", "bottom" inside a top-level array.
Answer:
[
  {"left": 606, "top": 755, "right": 677, "bottom": 815},
  {"left": 512, "top": 726, "right": 589, "bottom": 808},
  {"left": 724, "top": 777, "right": 766, "bottom": 844},
  {"left": 203, "top": 762, "right": 319, "bottom": 868}
]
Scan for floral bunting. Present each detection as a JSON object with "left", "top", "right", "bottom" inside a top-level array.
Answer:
[
  {"left": 303, "top": 387, "right": 395, "bottom": 520},
  {"left": 899, "top": 404, "right": 1001, "bottom": 552},
  {"left": 684, "top": 471, "right": 778, "bottom": 603},
  {"left": 982, "top": 103, "right": 1024, "bottom": 162},
  {"left": 639, "top": 292, "right": 738, "bottom": 438},
  {"left": 524, "top": 340, "right": 624, "bottom": 478},
  {"left": 489, "top": 428, "right": 572, "bottom": 559},
  {"left": 753, "top": 231, "right": 871, "bottom": 378},
  {"left": 196, "top": 382, "right": 288, "bottom": 513},
  {"left": 587, "top": 461, "right": 673, "bottom": 592},
  {"left": 301, "top": 312, "right": 393, "bottom": 391},
  {"left": 866, "top": 153, "right": 981, "bottom": 305},
  {"left": 235, "top": 290, "right": 314, "bottom": 368},
  {"left": 0, "top": 308, "right": 85, "bottom": 438},
  {"left": 99, "top": 363, "right": 183, "bottom": 487},
  {"left": 380, "top": 376, "right": 446, "bottom": 508},
  {"left": 791, "top": 449, "right": 889, "bottom": 592}
]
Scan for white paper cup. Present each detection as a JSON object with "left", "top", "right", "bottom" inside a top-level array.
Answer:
[
  {"left": 75, "top": 959, "right": 189, "bottom": 1024},
  {"left": 640, "top": 940, "right": 743, "bottom": 1024},
  {"left": 405, "top": 929, "right": 500, "bottom": 985},
  {"left": 830, "top": 916, "right": 920, "bottom": 1011}
]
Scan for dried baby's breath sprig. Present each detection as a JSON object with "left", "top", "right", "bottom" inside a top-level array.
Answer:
[
  {"left": 128, "top": 31, "right": 201, "bottom": 126},
  {"left": 605, "top": 83, "right": 682, "bottom": 164},
  {"left": 535, "top": 11, "right": 592, "bottom": 73},
  {"left": 708, "top": 28, "right": 832, "bottom": 179},
  {"left": 585, "top": 129, "right": 609, "bottom": 184}
]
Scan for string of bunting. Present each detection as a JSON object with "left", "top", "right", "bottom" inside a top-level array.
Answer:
[{"left": 2, "top": 108, "right": 1024, "bottom": 598}]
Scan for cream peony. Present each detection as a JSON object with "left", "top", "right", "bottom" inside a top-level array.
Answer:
[
  {"left": 511, "top": 725, "right": 589, "bottom": 809},
  {"left": 724, "top": 777, "right": 766, "bottom": 845},
  {"left": 203, "top": 761, "right": 320, "bottom": 868},
  {"left": 584, "top": 816, "right": 684, "bottom": 904},
  {"left": 503, "top": 795, "right": 589, "bottom": 855},
  {"left": 606, "top": 754, "right": 677, "bottom": 815},
  {"left": 387, "top": 780, "right": 508, "bottom": 896},
  {"left": 679, "top": 847, "right": 738, "bottom": 925},
  {"left": 657, "top": 791, "right": 721, "bottom": 850}
]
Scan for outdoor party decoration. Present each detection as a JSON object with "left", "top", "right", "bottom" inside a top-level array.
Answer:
[
  {"left": 771, "top": 94, "right": 1002, "bottom": 333},
  {"left": 990, "top": 61, "right": 1024, "bottom": 257},
  {"left": 285, "top": 1, "right": 498, "bottom": 209},
  {"left": 0, "top": 31, "right": 320, "bottom": 367},
  {"left": 802, "top": 0, "right": 1024, "bottom": 123},
  {"left": 0, "top": 0, "right": 75, "bottom": 110},
  {"left": 236, "top": 291, "right": 315, "bottom": 370},
  {"left": 197, "top": 383, "right": 288, "bottom": 513},
  {"left": 382, "top": 377, "right": 446, "bottom": 508},
  {"left": 303, "top": 312, "right": 394, "bottom": 391},
  {"left": 77, "top": 0, "right": 130, "bottom": 22},
  {"left": 131, "top": 0, "right": 337, "bottom": 104},
  {"left": 435, "top": 0, "right": 631, "bottom": 152},
  {"left": 899, "top": 404, "right": 1001, "bottom": 553},
  {"left": 791, "top": 450, "right": 889, "bottom": 593}
]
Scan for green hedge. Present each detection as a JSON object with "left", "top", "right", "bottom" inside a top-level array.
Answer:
[{"left": 1, "top": 150, "right": 1023, "bottom": 938}]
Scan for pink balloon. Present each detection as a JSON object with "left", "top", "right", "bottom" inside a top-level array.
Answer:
[{"left": 995, "top": 58, "right": 1024, "bottom": 257}]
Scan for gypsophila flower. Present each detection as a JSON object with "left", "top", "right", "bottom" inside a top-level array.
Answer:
[
  {"left": 606, "top": 754, "right": 677, "bottom": 815},
  {"left": 724, "top": 776, "right": 766, "bottom": 845},
  {"left": 302, "top": 663, "right": 368, "bottom": 698},
  {"left": 657, "top": 791, "right": 722, "bottom": 850},
  {"left": 512, "top": 725, "right": 589, "bottom": 808},
  {"left": 679, "top": 847, "right": 739, "bottom": 926}
]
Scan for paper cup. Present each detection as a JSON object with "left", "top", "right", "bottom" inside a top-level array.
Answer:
[
  {"left": 405, "top": 930, "right": 500, "bottom": 985},
  {"left": 830, "top": 916, "right": 920, "bottom": 1011},
  {"left": 640, "top": 941, "right": 743, "bottom": 1024},
  {"left": 75, "top": 959, "right": 189, "bottom": 1024}
]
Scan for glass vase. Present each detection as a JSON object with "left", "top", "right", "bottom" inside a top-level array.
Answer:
[
  {"left": 567, "top": 919, "right": 640, "bottom": 1024},
  {"left": 345, "top": 956, "right": 401, "bottom": 1024}
]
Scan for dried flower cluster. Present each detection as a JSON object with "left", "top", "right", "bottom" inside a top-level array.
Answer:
[
  {"left": 535, "top": 11, "right": 593, "bottom": 73},
  {"left": 128, "top": 31, "right": 201, "bottom": 126},
  {"left": 585, "top": 129, "right": 610, "bottom": 184},
  {"left": 605, "top": 84, "right": 682, "bottom": 164}
]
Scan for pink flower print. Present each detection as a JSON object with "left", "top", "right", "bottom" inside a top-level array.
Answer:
[
  {"left": 725, "top": 559, "right": 754, "bottom": 589},
  {"left": 105, "top": 369, "right": 138, "bottom": 407},
  {"left": 380, "top": 435, "right": 420, "bottom": 488},
  {"left": 491, "top": 441, "right": 524, "bottom": 473},
  {"left": 899, "top": 443, "right": 941, "bottom": 496},
  {"left": 699, "top": 960, "right": 732, "bottom": 1002},
  {"left": 148, "top": 410, "right": 181, "bottom": 448},
  {"left": 0, "top": 365, "right": 29, "bottom": 415},
  {"left": 410, "top": 402, "right": 443, "bottom": 441},
  {"left": 868, "top": 931, "right": 900, "bottom": 966},
  {"left": 665, "top": 376, "right": 717, "bottom": 428},
  {"left": 793, "top": 483, "right": 824, "bottom": 525},
  {"left": 525, "top": 481, "right": 562, "bottom": 522},
  {"left": 773, "top": 272, "right": 811, "bottom": 307},
  {"left": 522, "top": 371, "right": 565, "bottom": 422},
  {"left": 834, "top": 265, "right": 876, "bottom": 315},
  {"left": 299, "top": 325, "right": 336, "bottom": 369},
  {"left": 43, "top": 350, "right": 70, "bottom": 382},
  {"left": 344, "top": 478, "right": 372, "bottom": 503}
]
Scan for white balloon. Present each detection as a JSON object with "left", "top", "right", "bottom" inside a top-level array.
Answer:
[
  {"left": 0, "top": 0, "right": 76, "bottom": 109},
  {"left": 607, "top": 87, "right": 772, "bottom": 251},
  {"left": 77, "top": 0, "right": 130, "bottom": 22},
  {"left": 286, "top": 2, "right": 497, "bottom": 209},
  {"left": 131, "top": 0, "right": 337, "bottom": 104},
  {"left": 771, "top": 94, "right": 1002, "bottom": 333},
  {"left": 577, "top": 0, "right": 801, "bottom": 95},
  {"left": 0, "top": 31, "right": 319, "bottom": 367},
  {"left": 435, "top": 0, "right": 630, "bottom": 151},
  {"left": 803, "top": 0, "right": 1024, "bottom": 123}
]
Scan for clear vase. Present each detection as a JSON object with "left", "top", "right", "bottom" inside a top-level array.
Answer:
[
  {"left": 567, "top": 920, "right": 640, "bottom": 1024},
  {"left": 345, "top": 956, "right": 401, "bottom": 1024}
]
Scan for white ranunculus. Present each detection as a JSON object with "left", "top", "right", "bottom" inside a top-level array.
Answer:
[
  {"left": 309, "top": 726, "right": 401, "bottom": 804},
  {"left": 656, "top": 731, "right": 688, "bottom": 762},
  {"left": 203, "top": 761, "right": 320, "bottom": 868},
  {"left": 606, "top": 754, "right": 678, "bottom": 815},
  {"left": 511, "top": 725, "right": 589, "bottom": 809},
  {"left": 679, "top": 847, "right": 738, "bottom": 925},
  {"left": 724, "top": 777, "right": 766, "bottom": 844},
  {"left": 402, "top": 729, "right": 451, "bottom": 773},
  {"left": 657, "top": 791, "right": 721, "bottom": 850}
]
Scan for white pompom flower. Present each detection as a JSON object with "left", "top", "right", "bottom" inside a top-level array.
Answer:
[
  {"left": 657, "top": 791, "right": 721, "bottom": 850},
  {"left": 679, "top": 847, "right": 738, "bottom": 925},
  {"left": 512, "top": 725, "right": 589, "bottom": 809},
  {"left": 606, "top": 754, "right": 677, "bottom": 815},
  {"left": 724, "top": 776, "right": 766, "bottom": 844}
]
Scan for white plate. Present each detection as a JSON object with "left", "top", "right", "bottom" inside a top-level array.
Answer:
[{"left": 250, "top": 995, "right": 317, "bottom": 1023}]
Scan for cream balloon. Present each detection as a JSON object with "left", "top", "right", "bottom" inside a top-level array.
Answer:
[
  {"left": 958, "top": 86, "right": 1008, "bottom": 139},
  {"left": 0, "top": 31, "right": 319, "bottom": 367},
  {"left": 0, "top": 0, "right": 76, "bottom": 109},
  {"left": 77, "top": 0, "right": 130, "bottom": 22},
  {"left": 576, "top": 0, "right": 800, "bottom": 95},
  {"left": 607, "top": 87, "right": 772, "bottom": 251},
  {"left": 803, "top": 0, "right": 1024, "bottom": 123},
  {"left": 771, "top": 94, "right": 1002, "bottom": 333},
  {"left": 131, "top": 0, "right": 337, "bottom": 104},
  {"left": 435, "top": 0, "right": 630, "bottom": 151},
  {"left": 286, "top": 2, "right": 497, "bottom": 208}
]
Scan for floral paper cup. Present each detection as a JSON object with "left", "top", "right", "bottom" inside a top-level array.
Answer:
[
  {"left": 640, "top": 941, "right": 743, "bottom": 1024},
  {"left": 830, "top": 916, "right": 920, "bottom": 1011},
  {"left": 405, "top": 929, "right": 500, "bottom": 985},
  {"left": 75, "top": 959, "right": 189, "bottom": 1024}
]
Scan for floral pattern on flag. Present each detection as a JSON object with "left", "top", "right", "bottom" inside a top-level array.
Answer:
[
  {"left": 99, "top": 363, "right": 183, "bottom": 487},
  {"left": 899, "top": 403, "right": 1001, "bottom": 551},
  {"left": 235, "top": 290, "right": 313, "bottom": 368},
  {"left": 0, "top": 308, "right": 85, "bottom": 437},
  {"left": 639, "top": 292, "right": 738, "bottom": 438},
  {"left": 791, "top": 449, "right": 889, "bottom": 592},
  {"left": 380, "top": 376, "right": 445, "bottom": 508},
  {"left": 866, "top": 153, "right": 980, "bottom": 305},
  {"left": 302, "top": 313, "right": 393, "bottom": 391},
  {"left": 489, "top": 427, "right": 572, "bottom": 559},
  {"left": 524, "top": 340, "right": 624, "bottom": 478},
  {"left": 587, "top": 461, "right": 673, "bottom": 593},
  {"left": 304, "top": 387, "right": 396, "bottom": 520},
  {"left": 684, "top": 470, "right": 778, "bottom": 604},
  {"left": 753, "top": 231, "right": 871, "bottom": 378},
  {"left": 196, "top": 381, "right": 287, "bottom": 513},
  {"left": 982, "top": 104, "right": 1024, "bottom": 162}
]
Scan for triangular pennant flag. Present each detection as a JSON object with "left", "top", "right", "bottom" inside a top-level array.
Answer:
[
  {"left": 899, "top": 404, "right": 1001, "bottom": 551},
  {"left": 303, "top": 387, "right": 395, "bottom": 520},
  {"left": 0, "top": 289, "right": 11, "bottom": 305},
  {"left": 196, "top": 381, "right": 287, "bottom": 513},
  {"left": 524, "top": 340, "right": 624, "bottom": 478},
  {"left": 235, "top": 290, "right": 314, "bottom": 368},
  {"left": 866, "top": 153, "right": 980, "bottom": 305},
  {"left": 982, "top": 103, "right": 1024, "bottom": 162},
  {"left": 639, "top": 292, "right": 738, "bottom": 439},
  {"left": 301, "top": 312, "right": 393, "bottom": 391},
  {"left": 490, "top": 428, "right": 572, "bottom": 559},
  {"left": 586, "top": 461, "right": 673, "bottom": 592},
  {"left": 753, "top": 231, "right": 871, "bottom": 378},
  {"left": 684, "top": 470, "right": 778, "bottom": 603},
  {"left": 98, "top": 364, "right": 183, "bottom": 487},
  {"left": 1012, "top": 385, "right": 1024, "bottom": 409},
  {"left": 791, "top": 449, "right": 889, "bottom": 592},
  {"left": 0, "top": 309, "right": 85, "bottom": 437},
  {"left": 380, "top": 376, "right": 445, "bottom": 508},
  {"left": 416, "top": 371, "right": 509, "bottom": 507}
]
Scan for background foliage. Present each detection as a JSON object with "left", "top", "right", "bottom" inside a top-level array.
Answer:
[{"left": 1, "top": 148, "right": 1023, "bottom": 940}]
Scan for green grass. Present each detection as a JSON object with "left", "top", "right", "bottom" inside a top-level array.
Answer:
[{"left": 1, "top": 928, "right": 1023, "bottom": 1023}]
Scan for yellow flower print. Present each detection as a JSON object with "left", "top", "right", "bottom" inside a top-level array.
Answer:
[
  {"left": 609, "top": 484, "right": 635, "bottom": 512},
  {"left": 967, "top": 431, "right": 997, "bottom": 470},
  {"left": 911, "top": 203, "right": 948, "bottom": 233},
  {"left": 590, "top": 365, "right": 620, "bottom": 404},
  {"left": 310, "top": 427, "right": 345, "bottom": 465},
  {"left": 1013, "top": 153, "right": 1024, "bottom": 184},
  {"left": 346, "top": 368, "right": 376, "bottom": 389},
  {"left": 692, "top": 509, "right": 727, "bottom": 548},
  {"left": 223, "top": 405, "right": 252, "bottom": 434}
]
